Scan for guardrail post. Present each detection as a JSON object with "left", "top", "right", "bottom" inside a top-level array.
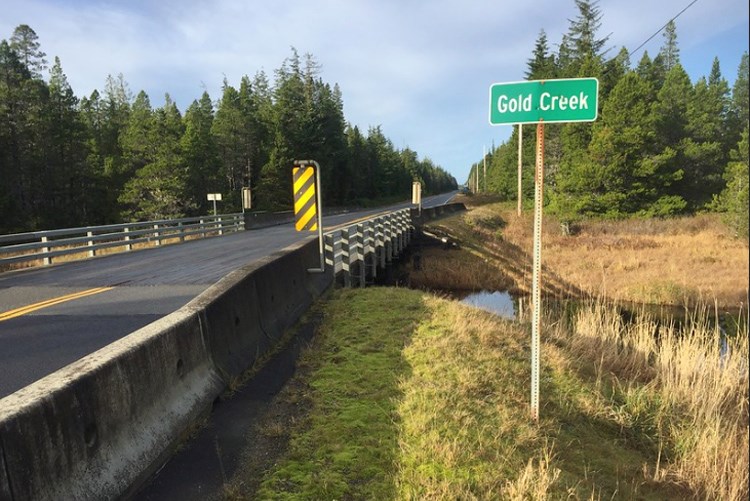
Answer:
[
  {"left": 87, "top": 231, "right": 95, "bottom": 257},
  {"left": 395, "top": 213, "right": 403, "bottom": 254},
  {"left": 324, "top": 233, "right": 334, "bottom": 268},
  {"left": 385, "top": 217, "right": 393, "bottom": 263},
  {"left": 124, "top": 227, "right": 132, "bottom": 251},
  {"left": 200, "top": 219, "right": 206, "bottom": 238},
  {"left": 178, "top": 222, "right": 185, "bottom": 242},
  {"left": 403, "top": 210, "right": 412, "bottom": 246},
  {"left": 153, "top": 224, "right": 161, "bottom": 246},
  {"left": 41, "top": 236, "right": 51, "bottom": 265},
  {"left": 356, "top": 224, "right": 365, "bottom": 287},
  {"left": 376, "top": 217, "right": 386, "bottom": 269},
  {"left": 341, "top": 227, "right": 351, "bottom": 288},
  {"left": 218, "top": 217, "right": 223, "bottom": 236},
  {"left": 333, "top": 231, "right": 344, "bottom": 284}
]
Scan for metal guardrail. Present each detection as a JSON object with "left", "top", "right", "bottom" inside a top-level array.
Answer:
[
  {"left": 324, "top": 208, "right": 412, "bottom": 287},
  {"left": 0, "top": 213, "right": 245, "bottom": 268}
]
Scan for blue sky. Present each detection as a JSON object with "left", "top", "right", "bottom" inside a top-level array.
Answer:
[{"left": 2, "top": 0, "right": 748, "bottom": 184}]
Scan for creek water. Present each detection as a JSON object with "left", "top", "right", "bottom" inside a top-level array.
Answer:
[
  {"left": 460, "top": 290, "right": 517, "bottom": 320},
  {"left": 459, "top": 288, "right": 745, "bottom": 337}
]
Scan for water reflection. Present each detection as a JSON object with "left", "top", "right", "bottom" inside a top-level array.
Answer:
[{"left": 461, "top": 290, "right": 516, "bottom": 320}]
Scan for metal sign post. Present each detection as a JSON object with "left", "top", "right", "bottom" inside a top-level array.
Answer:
[
  {"left": 412, "top": 181, "right": 422, "bottom": 216},
  {"left": 483, "top": 146, "right": 487, "bottom": 193},
  {"left": 207, "top": 193, "right": 222, "bottom": 216},
  {"left": 241, "top": 187, "right": 252, "bottom": 213},
  {"left": 489, "top": 77, "right": 599, "bottom": 422},
  {"left": 293, "top": 160, "right": 325, "bottom": 273},
  {"left": 518, "top": 124, "right": 523, "bottom": 216},
  {"left": 530, "top": 122, "right": 545, "bottom": 421}
]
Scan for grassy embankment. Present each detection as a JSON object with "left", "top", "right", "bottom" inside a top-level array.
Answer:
[{"left": 224, "top": 198, "right": 748, "bottom": 500}]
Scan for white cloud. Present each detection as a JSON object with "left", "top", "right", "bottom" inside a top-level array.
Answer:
[{"left": 2, "top": 0, "right": 748, "bottom": 182}]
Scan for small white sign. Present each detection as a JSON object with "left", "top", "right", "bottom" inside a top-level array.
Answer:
[{"left": 207, "top": 193, "right": 222, "bottom": 201}]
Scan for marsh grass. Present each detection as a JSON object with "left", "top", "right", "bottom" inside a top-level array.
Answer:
[
  {"left": 231, "top": 199, "right": 748, "bottom": 499},
  {"left": 243, "top": 287, "right": 742, "bottom": 499},
  {"left": 555, "top": 300, "right": 749, "bottom": 500},
  {"left": 453, "top": 197, "right": 748, "bottom": 307}
]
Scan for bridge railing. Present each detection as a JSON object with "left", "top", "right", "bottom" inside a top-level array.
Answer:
[
  {"left": 324, "top": 208, "right": 412, "bottom": 287},
  {"left": 0, "top": 213, "right": 245, "bottom": 269}
]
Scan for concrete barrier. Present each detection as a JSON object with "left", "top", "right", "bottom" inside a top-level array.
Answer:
[
  {"left": 411, "top": 202, "right": 466, "bottom": 226},
  {"left": 195, "top": 237, "right": 332, "bottom": 381},
  {"left": 0, "top": 206, "right": 422, "bottom": 500},
  {"left": 0, "top": 309, "right": 224, "bottom": 501},
  {"left": 243, "top": 210, "right": 295, "bottom": 230}
]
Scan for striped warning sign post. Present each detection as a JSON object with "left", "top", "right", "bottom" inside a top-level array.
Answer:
[
  {"left": 293, "top": 163, "right": 318, "bottom": 231},
  {"left": 292, "top": 160, "right": 325, "bottom": 272}
]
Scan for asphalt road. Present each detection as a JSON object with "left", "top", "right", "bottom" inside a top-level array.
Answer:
[{"left": 0, "top": 192, "right": 456, "bottom": 398}]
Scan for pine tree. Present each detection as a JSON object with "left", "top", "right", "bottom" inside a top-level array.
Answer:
[
  {"left": 182, "top": 91, "right": 220, "bottom": 214},
  {"left": 560, "top": 0, "right": 610, "bottom": 76},
  {"left": 44, "top": 56, "right": 88, "bottom": 226},
  {"left": 652, "top": 64, "right": 695, "bottom": 209},
  {"left": 9, "top": 24, "right": 46, "bottom": 77},
  {"left": 659, "top": 20, "right": 680, "bottom": 71},
  {"left": 728, "top": 52, "right": 749, "bottom": 144},
  {"left": 714, "top": 129, "right": 749, "bottom": 239},
  {"left": 119, "top": 95, "right": 190, "bottom": 220},
  {"left": 526, "top": 30, "right": 556, "bottom": 80},
  {"left": 0, "top": 31, "right": 48, "bottom": 229}
]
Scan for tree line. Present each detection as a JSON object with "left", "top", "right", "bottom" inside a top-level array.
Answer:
[
  {"left": 470, "top": 0, "right": 749, "bottom": 239},
  {"left": 0, "top": 26, "right": 456, "bottom": 233}
]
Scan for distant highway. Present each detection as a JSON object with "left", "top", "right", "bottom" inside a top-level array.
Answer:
[{"left": 0, "top": 192, "right": 456, "bottom": 398}]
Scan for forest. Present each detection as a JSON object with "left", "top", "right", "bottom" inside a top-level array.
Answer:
[
  {"left": 469, "top": 0, "right": 749, "bottom": 239},
  {"left": 0, "top": 26, "right": 457, "bottom": 234}
]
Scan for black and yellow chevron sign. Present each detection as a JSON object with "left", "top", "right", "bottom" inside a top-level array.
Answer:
[{"left": 292, "top": 163, "right": 318, "bottom": 231}]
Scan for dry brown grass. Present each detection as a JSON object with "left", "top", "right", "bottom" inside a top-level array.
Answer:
[
  {"left": 454, "top": 197, "right": 749, "bottom": 308},
  {"left": 559, "top": 301, "right": 749, "bottom": 501}
]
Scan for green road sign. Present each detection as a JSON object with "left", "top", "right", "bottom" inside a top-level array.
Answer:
[{"left": 489, "top": 78, "right": 599, "bottom": 125}]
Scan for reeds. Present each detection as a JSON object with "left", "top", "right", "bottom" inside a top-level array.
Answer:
[{"left": 561, "top": 300, "right": 749, "bottom": 500}]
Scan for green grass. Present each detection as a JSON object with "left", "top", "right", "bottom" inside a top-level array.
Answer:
[{"left": 234, "top": 287, "right": 731, "bottom": 500}]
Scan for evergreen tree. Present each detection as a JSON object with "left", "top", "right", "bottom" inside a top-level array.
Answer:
[
  {"left": 728, "top": 52, "right": 749, "bottom": 144},
  {"left": 0, "top": 32, "right": 48, "bottom": 229},
  {"left": 600, "top": 47, "right": 630, "bottom": 100},
  {"left": 182, "top": 91, "right": 220, "bottom": 213},
  {"left": 560, "top": 0, "right": 609, "bottom": 76},
  {"left": 44, "top": 56, "right": 88, "bottom": 226},
  {"left": 526, "top": 30, "right": 556, "bottom": 80},
  {"left": 9, "top": 24, "right": 46, "bottom": 78},
  {"left": 345, "top": 125, "right": 369, "bottom": 201},
  {"left": 120, "top": 90, "right": 153, "bottom": 179},
  {"left": 0, "top": 39, "right": 29, "bottom": 230},
  {"left": 636, "top": 51, "right": 667, "bottom": 99},
  {"left": 714, "top": 129, "right": 749, "bottom": 239},
  {"left": 652, "top": 64, "right": 695, "bottom": 208},
  {"left": 659, "top": 20, "right": 680, "bottom": 71},
  {"left": 119, "top": 95, "right": 190, "bottom": 220},
  {"left": 258, "top": 49, "right": 309, "bottom": 210}
]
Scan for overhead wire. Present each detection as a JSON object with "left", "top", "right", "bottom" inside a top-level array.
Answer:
[{"left": 626, "top": 0, "right": 701, "bottom": 59}]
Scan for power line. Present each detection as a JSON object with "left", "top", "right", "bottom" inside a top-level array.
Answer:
[{"left": 628, "top": 0, "right": 700, "bottom": 58}]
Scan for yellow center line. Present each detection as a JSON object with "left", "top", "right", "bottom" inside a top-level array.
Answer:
[{"left": 0, "top": 286, "right": 115, "bottom": 322}]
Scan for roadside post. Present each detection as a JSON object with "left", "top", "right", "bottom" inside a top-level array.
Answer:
[
  {"left": 518, "top": 124, "right": 523, "bottom": 216},
  {"left": 292, "top": 160, "right": 325, "bottom": 273},
  {"left": 489, "top": 77, "right": 599, "bottom": 421},
  {"left": 412, "top": 181, "right": 422, "bottom": 216},
  {"left": 241, "top": 187, "right": 252, "bottom": 213},
  {"left": 207, "top": 193, "right": 222, "bottom": 216}
]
